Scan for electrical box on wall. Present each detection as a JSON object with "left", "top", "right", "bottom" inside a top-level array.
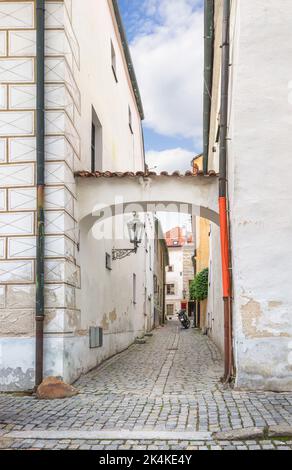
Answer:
[{"left": 89, "top": 327, "right": 103, "bottom": 349}]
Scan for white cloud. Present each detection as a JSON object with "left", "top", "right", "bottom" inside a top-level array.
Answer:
[
  {"left": 146, "top": 147, "right": 194, "bottom": 172},
  {"left": 159, "top": 212, "right": 192, "bottom": 233},
  {"left": 130, "top": 0, "right": 204, "bottom": 143}
]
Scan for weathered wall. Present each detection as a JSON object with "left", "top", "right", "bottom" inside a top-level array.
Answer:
[
  {"left": 207, "top": 223, "right": 224, "bottom": 354},
  {"left": 0, "top": 0, "right": 148, "bottom": 391},
  {"left": 73, "top": 0, "right": 144, "bottom": 173},
  {"left": 76, "top": 212, "right": 152, "bottom": 381},
  {"left": 196, "top": 218, "right": 210, "bottom": 274},
  {"left": 165, "top": 247, "right": 184, "bottom": 315},
  {"left": 182, "top": 243, "right": 195, "bottom": 301},
  {"left": 144, "top": 214, "right": 155, "bottom": 332},
  {"left": 0, "top": 0, "right": 81, "bottom": 390},
  {"left": 210, "top": 0, "right": 292, "bottom": 390},
  {"left": 153, "top": 221, "right": 168, "bottom": 326},
  {"left": 207, "top": 0, "right": 223, "bottom": 173}
]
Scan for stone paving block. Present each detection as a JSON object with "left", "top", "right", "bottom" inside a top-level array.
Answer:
[{"left": 1, "top": 322, "right": 292, "bottom": 451}]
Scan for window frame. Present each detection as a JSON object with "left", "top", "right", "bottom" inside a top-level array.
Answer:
[
  {"left": 167, "top": 304, "right": 174, "bottom": 316},
  {"left": 166, "top": 284, "right": 175, "bottom": 295},
  {"left": 91, "top": 122, "right": 96, "bottom": 172},
  {"left": 128, "top": 106, "right": 133, "bottom": 134},
  {"left": 105, "top": 252, "right": 112, "bottom": 271},
  {"left": 111, "top": 41, "right": 118, "bottom": 83},
  {"left": 133, "top": 273, "right": 137, "bottom": 305}
]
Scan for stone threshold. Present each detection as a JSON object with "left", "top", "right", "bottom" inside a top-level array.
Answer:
[{"left": 5, "top": 430, "right": 212, "bottom": 442}]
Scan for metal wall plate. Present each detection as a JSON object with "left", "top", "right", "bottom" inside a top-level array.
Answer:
[{"left": 89, "top": 327, "right": 103, "bottom": 349}]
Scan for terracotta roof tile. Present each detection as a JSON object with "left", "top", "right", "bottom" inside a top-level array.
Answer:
[{"left": 75, "top": 170, "right": 218, "bottom": 178}]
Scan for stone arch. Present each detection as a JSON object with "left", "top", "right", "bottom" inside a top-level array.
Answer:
[
  {"left": 80, "top": 201, "right": 219, "bottom": 233},
  {"left": 77, "top": 174, "right": 219, "bottom": 231}
]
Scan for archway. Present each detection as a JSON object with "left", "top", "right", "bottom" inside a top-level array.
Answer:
[
  {"left": 75, "top": 172, "right": 224, "bottom": 382},
  {"left": 76, "top": 172, "right": 219, "bottom": 227}
]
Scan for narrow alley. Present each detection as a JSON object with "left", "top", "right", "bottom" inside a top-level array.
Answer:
[{"left": 1, "top": 322, "right": 292, "bottom": 450}]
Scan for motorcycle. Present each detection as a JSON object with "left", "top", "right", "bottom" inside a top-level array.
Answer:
[{"left": 178, "top": 310, "right": 191, "bottom": 329}]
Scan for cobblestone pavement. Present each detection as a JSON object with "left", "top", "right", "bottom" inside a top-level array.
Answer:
[
  {"left": 1, "top": 437, "right": 292, "bottom": 450},
  {"left": 0, "top": 321, "right": 292, "bottom": 450}
]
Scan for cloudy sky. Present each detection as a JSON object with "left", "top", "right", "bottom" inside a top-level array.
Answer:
[{"left": 118, "top": 0, "right": 204, "bottom": 173}]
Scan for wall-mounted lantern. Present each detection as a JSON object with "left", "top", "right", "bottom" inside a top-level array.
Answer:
[{"left": 112, "top": 213, "right": 144, "bottom": 261}]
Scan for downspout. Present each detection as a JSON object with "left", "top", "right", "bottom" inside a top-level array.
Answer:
[
  {"left": 35, "top": 0, "right": 45, "bottom": 389},
  {"left": 219, "top": 0, "right": 233, "bottom": 382},
  {"left": 203, "top": 0, "right": 214, "bottom": 174}
]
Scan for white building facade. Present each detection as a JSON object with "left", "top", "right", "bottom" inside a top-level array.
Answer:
[
  {"left": 165, "top": 247, "right": 184, "bottom": 318},
  {"left": 207, "top": 0, "right": 292, "bottom": 391},
  {"left": 165, "top": 228, "right": 194, "bottom": 319},
  {"left": 0, "top": 0, "right": 155, "bottom": 391}
]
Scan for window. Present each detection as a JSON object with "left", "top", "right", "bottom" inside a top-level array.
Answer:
[
  {"left": 91, "top": 107, "right": 102, "bottom": 172},
  {"left": 167, "top": 305, "right": 174, "bottom": 316},
  {"left": 128, "top": 106, "right": 133, "bottom": 134},
  {"left": 111, "top": 41, "right": 117, "bottom": 82},
  {"left": 133, "top": 274, "right": 137, "bottom": 305},
  {"left": 153, "top": 275, "right": 158, "bottom": 294},
  {"left": 105, "top": 252, "right": 112, "bottom": 271},
  {"left": 168, "top": 265, "right": 174, "bottom": 272},
  {"left": 91, "top": 123, "right": 95, "bottom": 172},
  {"left": 166, "top": 284, "right": 175, "bottom": 295},
  {"left": 149, "top": 245, "right": 152, "bottom": 271}
]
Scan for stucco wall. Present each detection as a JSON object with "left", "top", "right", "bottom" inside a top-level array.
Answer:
[
  {"left": 207, "top": 223, "right": 224, "bottom": 354},
  {"left": 210, "top": 0, "right": 292, "bottom": 390},
  {"left": 166, "top": 247, "right": 184, "bottom": 314},
  {"left": 0, "top": 0, "right": 81, "bottom": 390},
  {"left": 196, "top": 218, "right": 210, "bottom": 274},
  {"left": 72, "top": 0, "right": 144, "bottom": 173},
  {"left": 182, "top": 244, "right": 195, "bottom": 301},
  {"left": 76, "top": 212, "right": 152, "bottom": 380},
  {"left": 207, "top": 0, "right": 223, "bottom": 173},
  {"left": 0, "top": 0, "right": 148, "bottom": 391}
]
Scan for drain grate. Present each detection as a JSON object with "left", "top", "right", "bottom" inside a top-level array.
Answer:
[{"left": 167, "top": 347, "right": 178, "bottom": 351}]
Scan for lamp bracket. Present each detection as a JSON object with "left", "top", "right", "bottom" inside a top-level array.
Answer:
[{"left": 112, "top": 246, "right": 137, "bottom": 261}]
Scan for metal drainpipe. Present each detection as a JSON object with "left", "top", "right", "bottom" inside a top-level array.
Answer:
[
  {"left": 203, "top": 0, "right": 214, "bottom": 175},
  {"left": 35, "top": 0, "right": 45, "bottom": 389},
  {"left": 219, "top": 0, "right": 233, "bottom": 383}
]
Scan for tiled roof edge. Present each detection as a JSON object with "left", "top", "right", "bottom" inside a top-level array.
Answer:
[{"left": 75, "top": 170, "right": 218, "bottom": 178}]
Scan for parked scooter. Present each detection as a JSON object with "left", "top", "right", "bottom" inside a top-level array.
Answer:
[{"left": 178, "top": 310, "right": 191, "bottom": 329}]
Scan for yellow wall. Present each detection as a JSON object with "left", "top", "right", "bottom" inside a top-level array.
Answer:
[
  {"left": 194, "top": 156, "right": 210, "bottom": 273},
  {"left": 193, "top": 156, "right": 210, "bottom": 328}
]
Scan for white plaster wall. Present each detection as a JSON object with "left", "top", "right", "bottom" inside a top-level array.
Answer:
[
  {"left": 227, "top": 0, "right": 292, "bottom": 390},
  {"left": 207, "top": 0, "right": 223, "bottom": 173},
  {"left": 75, "top": 212, "right": 154, "bottom": 381},
  {"left": 144, "top": 214, "right": 155, "bottom": 331},
  {"left": 77, "top": 176, "right": 219, "bottom": 225},
  {"left": 0, "top": 0, "right": 148, "bottom": 390},
  {"left": 71, "top": 0, "right": 144, "bottom": 173},
  {"left": 65, "top": 0, "right": 152, "bottom": 384},
  {"left": 207, "top": 223, "right": 224, "bottom": 354},
  {"left": 182, "top": 244, "right": 195, "bottom": 302},
  {"left": 166, "top": 247, "right": 184, "bottom": 313}
]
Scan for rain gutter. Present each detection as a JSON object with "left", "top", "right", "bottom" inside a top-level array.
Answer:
[
  {"left": 35, "top": 0, "right": 45, "bottom": 389},
  {"left": 203, "top": 0, "right": 214, "bottom": 174}
]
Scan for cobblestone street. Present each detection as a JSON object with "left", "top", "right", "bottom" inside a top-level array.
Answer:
[{"left": 1, "top": 321, "right": 292, "bottom": 450}]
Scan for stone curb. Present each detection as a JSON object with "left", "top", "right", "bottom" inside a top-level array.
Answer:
[
  {"left": 213, "top": 425, "right": 292, "bottom": 441},
  {"left": 6, "top": 430, "right": 212, "bottom": 442},
  {"left": 268, "top": 425, "right": 292, "bottom": 438},
  {"left": 213, "top": 427, "right": 264, "bottom": 441}
]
